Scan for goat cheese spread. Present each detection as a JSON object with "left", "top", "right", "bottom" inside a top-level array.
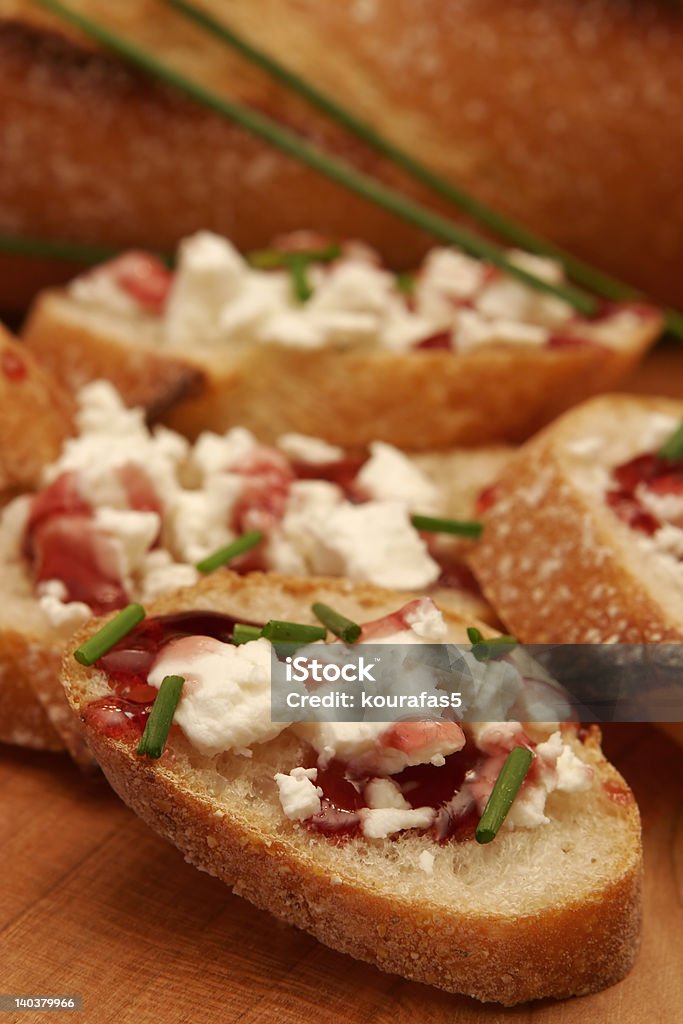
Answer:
[{"left": 67, "top": 230, "right": 639, "bottom": 354}]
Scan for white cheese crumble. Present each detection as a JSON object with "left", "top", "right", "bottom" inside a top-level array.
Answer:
[
  {"left": 148, "top": 635, "right": 288, "bottom": 756},
  {"left": 355, "top": 442, "right": 438, "bottom": 512},
  {"left": 359, "top": 806, "right": 435, "bottom": 839},
  {"left": 71, "top": 231, "right": 592, "bottom": 352},
  {"left": 274, "top": 767, "right": 323, "bottom": 821},
  {"left": 276, "top": 433, "right": 344, "bottom": 464}
]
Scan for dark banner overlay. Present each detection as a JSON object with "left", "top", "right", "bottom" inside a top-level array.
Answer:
[{"left": 270, "top": 643, "right": 683, "bottom": 723}]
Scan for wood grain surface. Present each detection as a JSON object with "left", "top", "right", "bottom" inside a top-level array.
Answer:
[{"left": 0, "top": 724, "right": 680, "bottom": 1024}]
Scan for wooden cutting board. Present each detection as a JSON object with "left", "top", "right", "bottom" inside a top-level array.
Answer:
[{"left": 0, "top": 724, "right": 680, "bottom": 1024}]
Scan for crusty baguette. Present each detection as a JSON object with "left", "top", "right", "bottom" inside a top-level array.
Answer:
[
  {"left": 62, "top": 570, "right": 643, "bottom": 1005},
  {"left": 22, "top": 286, "right": 661, "bottom": 450},
  {"left": 0, "top": 323, "right": 73, "bottom": 496},
  {"left": 469, "top": 393, "right": 683, "bottom": 643},
  {"left": 2, "top": 3, "right": 683, "bottom": 311}
]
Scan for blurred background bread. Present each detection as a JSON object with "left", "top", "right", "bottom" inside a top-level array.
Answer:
[{"left": 1, "top": 0, "right": 682, "bottom": 314}]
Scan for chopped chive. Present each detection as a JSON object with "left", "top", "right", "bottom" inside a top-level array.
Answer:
[
  {"left": 476, "top": 746, "right": 534, "bottom": 844},
  {"left": 395, "top": 271, "right": 414, "bottom": 295},
  {"left": 411, "top": 514, "right": 483, "bottom": 539},
  {"left": 658, "top": 420, "right": 683, "bottom": 461},
  {"left": 261, "top": 620, "right": 327, "bottom": 643},
  {"left": 137, "top": 675, "right": 185, "bottom": 759},
  {"left": 74, "top": 603, "right": 146, "bottom": 666},
  {"left": 247, "top": 242, "right": 341, "bottom": 270},
  {"left": 232, "top": 624, "right": 263, "bottom": 645},
  {"left": 288, "top": 255, "right": 313, "bottom": 303},
  {"left": 311, "top": 602, "right": 361, "bottom": 644},
  {"left": 467, "top": 625, "right": 518, "bottom": 662},
  {"left": 196, "top": 530, "right": 263, "bottom": 574}
]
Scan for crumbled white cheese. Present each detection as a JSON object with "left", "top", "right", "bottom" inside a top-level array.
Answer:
[
  {"left": 310, "top": 501, "right": 440, "bottom": 590},
  {"left": 93, "top": 508, "right": 160, "bottom": 582},
  {"left": 38, "top": 591, "right": 91, "bottom": 635},
  {"left": 45, "top": 381, "right": 186, "bottom": 506},
  {"left": 650, "top": 524, "right": 683, "bottom": 560},
  {"left": 148, "top": 635, "right": 288, "bottom": 756},
  {"left": 418, "top": 850, "right": 435, "bottom": 875},
  {"left": 70, "top": 267, "right": 142, "bottom": 317},
  {"left": 295, "top": 718, "right": 465, "bottom": 776},
  {"left": 360, "top": 806, "right": 435, "bottom": 839},
  {"left": 403, "top": 597, "right": 448, "bottom": 641},
  {"left": 191, "top": 428, "right": 259, "bottom": 480},
  {"left": 364, "top": 777, "right": 410, "bottom": 810},
  {"left": 355, "top": 442, "right": 438, "bottom": 512},
  {"left": 636, "top": 485, "right": 683, "bottom": 525},
  {"left": 164, "top": 231, "right": 247, "bottom": 348},
  {"left": 504, "top": 731, "right": 593, "bottom": 829},
  {"left": 274, "top": 767, "right": 322, "bottom": 821},
  {"left": 141, "top": 549, "right": 199, "bottom": 602},
  {"left": 455, "top": 309, "right": 549, "bottom": 351},
  {"left": 71, "top": 231, "right": 585, "bottom": 353},
  {"left": 276, "top": 433, "right": 344, "bottom": 464}
]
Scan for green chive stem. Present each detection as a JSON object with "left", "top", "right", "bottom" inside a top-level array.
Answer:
[
  {"left": 137, "top": 674, "right": 185, "bottom": 758},
  {"left": 247, "top": 242, "right": 340, "bottom": 269},
  {"left": 0, "top": 232, "right": 125, "bottom": 265},
  {"left": 311, "top": 603, "right": 361, "bottom": 644},
  {"left": 74, "top": 603, "right": 146, "bottom": 666},
  {"left": 196, "top": 530, "right": 263, "bottom": 574},
  {"left": 411, "top": 514, "right": 483, "bottom": 539},
  {"left": 475, "top": 746, "right": 534, "bottom": 844},
  {"left": 232, "top": 623, "right": 264, "bottom": 645},
  {"left": 657, "top": 420, "right": 683, "bottom": 461},
  {"left": 261, "top": 620, "right": 327, "bottom": 643},
  {"left": 37, "top": 0, "right": 604, "bottom": 317},
  {"left": 288, "top": 255, "right": 313, "bottom": 303}
]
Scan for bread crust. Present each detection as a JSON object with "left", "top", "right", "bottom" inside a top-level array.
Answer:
[
  {"left": 469, "top": 393, "right": 683, "bottom": 642},
  {"left": 0, "top": 323, "right": 73, "bottom": 496},
  {"left": 2, "top": 4, "right": 683, "bottom": 309},
  {"left": 62, "top": 571, "right": 643, "bottom": 1004},
  {"left": 22, "top": 290, "right": 661, "bottom": 449}
]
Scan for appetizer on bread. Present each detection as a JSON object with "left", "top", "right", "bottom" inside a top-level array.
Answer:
[
  {"left": 1, "top": 378, "right": 507, "bottom": 755},
  {"left": 470, "top": 394, "right": 683, "bottom": 643},
  {"left": 22, "top": 232, "right": 662, "bottom": 449},
  {"left": 62, "top": 572, "right": 643, "bottom": 1005}
]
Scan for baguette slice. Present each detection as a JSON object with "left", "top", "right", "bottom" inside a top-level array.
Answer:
[
  {"left": 62, "top": 571, "right": 642, "bottom": 1005},
  {"left": 469, "top": 393, "right": 683, "bottom": 643},
  {"left": 0, "top": 323, "right": 73, "bottom": 496},
  {"left": 22, "top": 281, "right": 662, "bottom": 450}
]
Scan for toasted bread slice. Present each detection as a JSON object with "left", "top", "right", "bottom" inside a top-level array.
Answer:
[
  {"left": 0, "top": 323, "right": 73, "bottom": 496},
  {"left": 469, "top": 393, "right": 683, "bottom": 643},
  {"left": 62, "top": 571, "right": 642, "bottom": 1005},
  {"left": 22, "top": 259, "right": 661, "bottom": 450}
]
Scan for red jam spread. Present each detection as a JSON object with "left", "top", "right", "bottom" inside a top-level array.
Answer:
[
  {"left": 306, "top": 743, "right": 484, "bottom": 843},
  {"left": 607, "top": 452, "right": 683, "bottom": 537},
  {"left": 83, "top": 611, "right": 246, "bottom": 738}
]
